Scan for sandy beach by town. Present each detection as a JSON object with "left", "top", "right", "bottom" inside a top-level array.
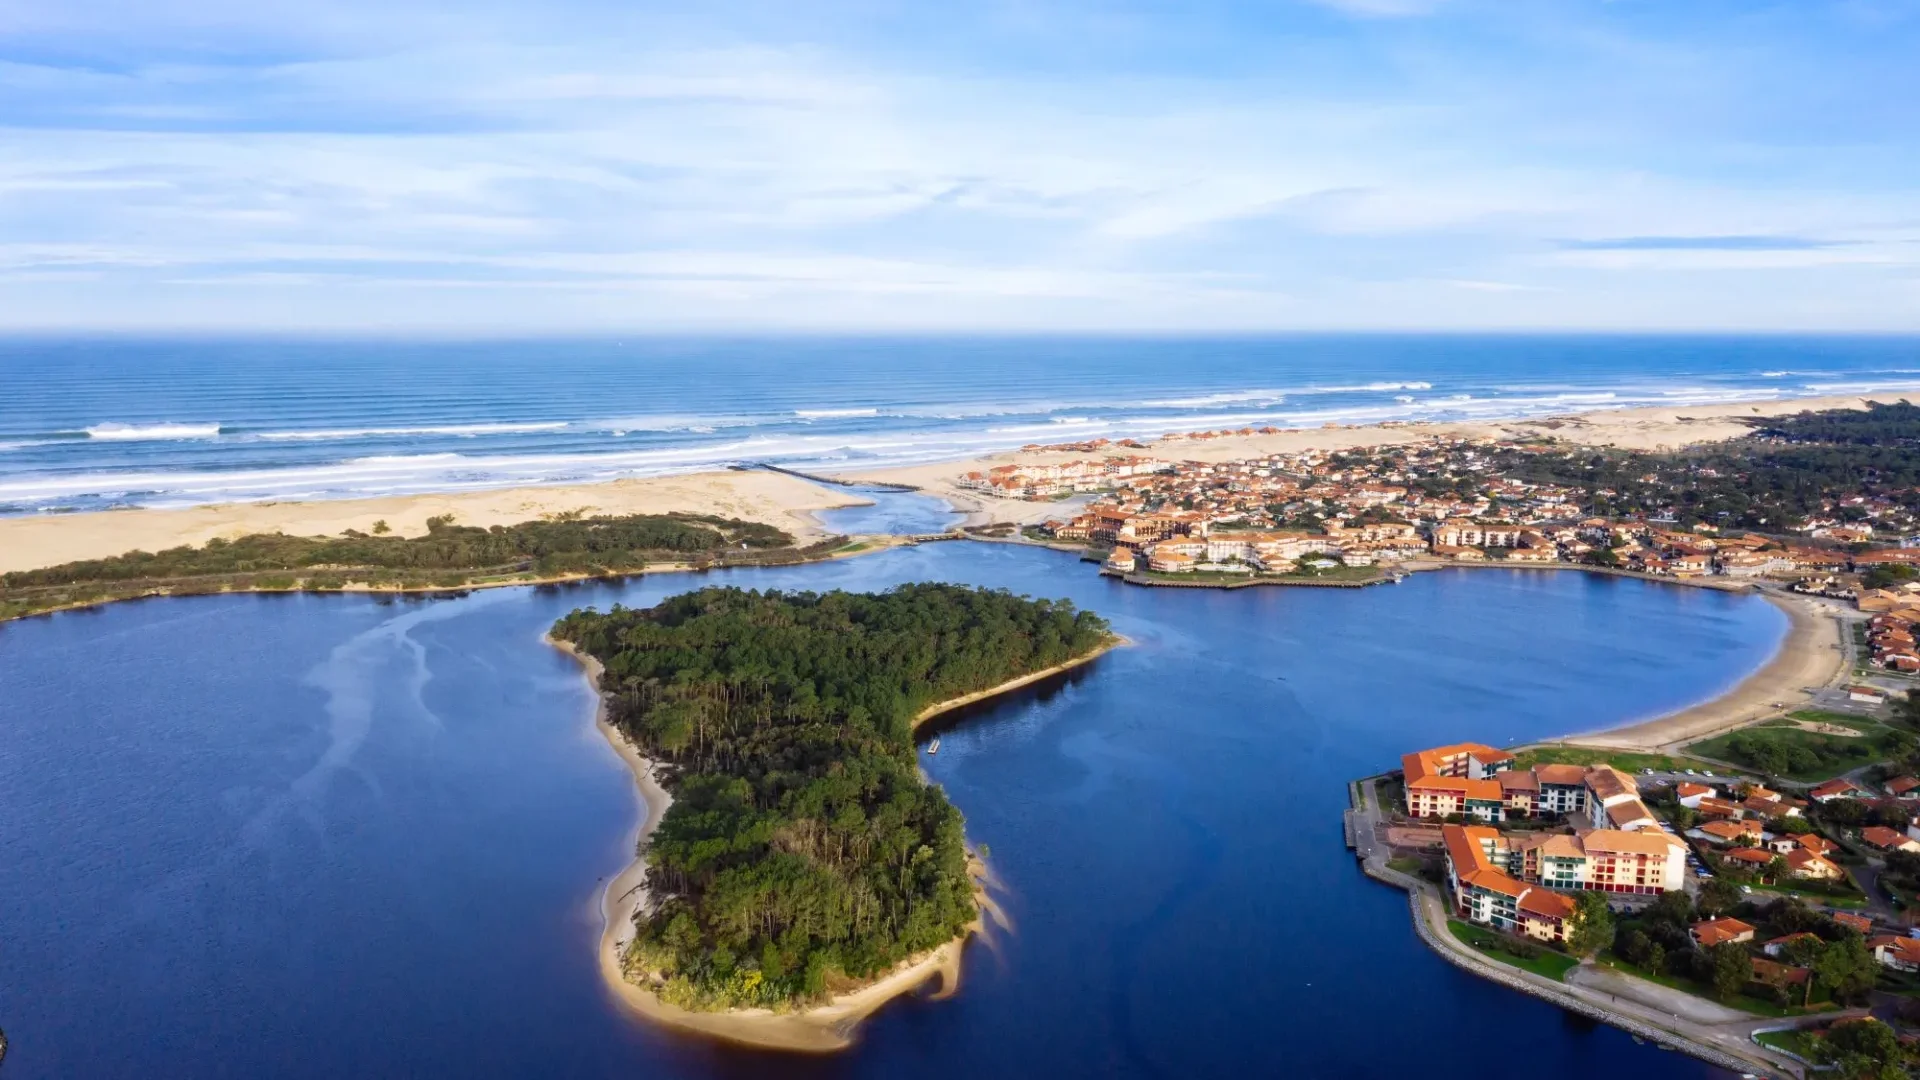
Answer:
[{"left": 0, "top": 387, "right": 1894, "bottom": 1050}]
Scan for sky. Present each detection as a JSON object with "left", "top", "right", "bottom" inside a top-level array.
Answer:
[{"left": 1, "top": 0, "right": 1917, "bottom": 332}]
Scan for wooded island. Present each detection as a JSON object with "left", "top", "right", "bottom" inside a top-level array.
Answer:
[{"left": 550, "top": 583, "right": 1116, "bottom": 1012}]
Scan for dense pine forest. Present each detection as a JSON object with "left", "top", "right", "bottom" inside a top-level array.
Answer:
[
  {"left": 551, "top": 584, "right": 1115, "bottom": 1011},
  {"left": 1490, "top": 401, "right": 1920, "bottom": 530},
  {"left": 0, "top": 513, "right": 815, "bottom": 622}
]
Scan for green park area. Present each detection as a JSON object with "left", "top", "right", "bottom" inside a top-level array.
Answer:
[
  {"left": 1509, "top": 746, "right": 1706, "bottom": 775},
  {"left": 1446, "top": 920, "right": 1579, "bottom": 982},
  {"left": 1689, "top": 712, "right": 1907, "bottom": 782}
]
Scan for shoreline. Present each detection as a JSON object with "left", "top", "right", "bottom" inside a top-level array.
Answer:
[
  {"left": 546, "top": 634, "right": 985, "bottom": 1053},
  {"left": 1559, "top": 588, "right": 1852, "bottom": 753},
  {"left": 6, "top": 391, "right": 1915, "bottom": 579},
  {"left": 911, "top": 635, "right": 1127, "bottom": 732}
]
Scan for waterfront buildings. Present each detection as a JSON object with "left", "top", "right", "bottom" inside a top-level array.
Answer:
[{"left": 1000, "top": 429, "right": 1920, "bottom": 585}]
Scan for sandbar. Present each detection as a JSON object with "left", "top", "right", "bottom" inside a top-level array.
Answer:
[{"left": 0, "top": 470, "right": 867, "bottom": 576}]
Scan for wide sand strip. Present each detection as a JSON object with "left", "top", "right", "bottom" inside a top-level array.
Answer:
[
  {"left": 840, "top": 393, "right": 1919, "bottom": 525},
  {"left": 5, "top": 392, "right": 1913, "bottom": 576},
  {"left": 0, "top": 471, "right": 866, "bottom": 576},
  {"left": 1562, "top": 591, "right": 1853, "bottom": 753}
]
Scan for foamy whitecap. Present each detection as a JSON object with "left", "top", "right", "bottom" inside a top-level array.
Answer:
[
  {"left": 255, "top": 422, "right": 568, "bottom": 440},
  {"left": 84, "top": 422, "right": 222, "bottom": 441}
]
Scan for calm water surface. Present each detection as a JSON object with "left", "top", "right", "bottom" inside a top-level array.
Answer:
[{"left": 0, "top": 536, "right": 1785, "bottom": 1078}]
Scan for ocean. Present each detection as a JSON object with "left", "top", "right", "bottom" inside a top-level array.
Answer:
[
  {"left": 2, "top": 334, "right": 1918, "bottom": 512},
  {"left": 0, "top": 527, "right": 1779, "bottom": 1079}
]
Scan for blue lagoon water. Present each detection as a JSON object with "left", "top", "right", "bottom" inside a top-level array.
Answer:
[
  {"left": 2, "top": 334, "right": 1918, "bottom": 511},
  {"left": 0, "top": 534, "right": 1785, "bottom": 1078}
]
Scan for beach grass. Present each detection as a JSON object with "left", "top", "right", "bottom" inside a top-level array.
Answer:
[
  {"left": 1509, "top": 746, "right": 1707, "bottom": 774},
  {"left": 1446, "top": 920, "right": 1579, "bottom": 982},
  {"left": 1688, "top": 711, "right": 1901, "bottom": 782}
]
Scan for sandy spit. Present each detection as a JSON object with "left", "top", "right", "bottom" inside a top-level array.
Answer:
[
  {"left": 912, "top": 636, "right": 1127, "bottom": 732},
  {"left": 547, "top": 635, "right": 974, "bottom": 1053},
  {"left": 0, "top": 471, "right": 866, "bottom": 576}
]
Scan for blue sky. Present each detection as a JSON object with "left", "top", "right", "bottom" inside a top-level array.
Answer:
[{"left": 1, "top": 0, "right": 1916, "bottom": 331}]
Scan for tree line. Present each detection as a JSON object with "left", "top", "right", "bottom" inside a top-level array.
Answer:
[
  {"left": 0, "top": 513, "right": 814, "bottom": 622},
  {"left": 551, "top": 583, "right": 1114, "bottom": 1011}
]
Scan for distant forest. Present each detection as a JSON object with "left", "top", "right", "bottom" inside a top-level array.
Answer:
[
  {"left": 551, "top": 584, "right": 1114, "bottom": 1010},
  {"left": 1491, "top": 401, "right": 1920, "bottom": 530},
  {"left": 0, "top": 513, "right": 813, "bottom": 622}
]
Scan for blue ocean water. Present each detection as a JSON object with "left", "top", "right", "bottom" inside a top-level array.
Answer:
[
  {"left": 0, "top": 528, "right": 1783, "bottom": 1078},
  {"left": 1, "top": 334, "right": 1917, "bottom": 511}
]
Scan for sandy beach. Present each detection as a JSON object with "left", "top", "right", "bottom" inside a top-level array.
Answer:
[
  {"left": 1562, "top": 590, "right": 1855, "bottom": 753},
  {"left": 0, "top": 470, "right": 867, "bottom": 576},
  {"left": 549, "top": 634, "right": 974, "bottom": 1053},
  {"left": 912, "top": 636, "right": 1126, "bottom": 732},
  {"left": 840, "top": 392, "right": 1918, "bottom": 527}
]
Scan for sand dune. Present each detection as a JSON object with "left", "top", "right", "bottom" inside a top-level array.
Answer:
[{"left": 0, "top": 471, "right": 865, "bottom": 576}]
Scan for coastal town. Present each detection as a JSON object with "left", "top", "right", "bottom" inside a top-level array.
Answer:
[
  {"left": 955, "top": 414, "right": 1920, "bottom": 682},
  {"left": 1348, "top": 710, "right": 1920, "bottom": 1078}
]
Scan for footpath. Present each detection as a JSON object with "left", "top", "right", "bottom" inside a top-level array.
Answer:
[{"left": 1346, "top": 779, "right": 1854, "bottom": 1079}]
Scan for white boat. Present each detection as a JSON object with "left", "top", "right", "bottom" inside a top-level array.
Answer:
[{"left": 927, "top": 737, "right": 941, "bottom": 755}]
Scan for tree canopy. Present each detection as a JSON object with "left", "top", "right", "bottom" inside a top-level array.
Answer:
[
  {"left": 552, "top": 584, "right": 1114, "bottom": 1011},
  {"left": 0, "top": 512, "right": 814, "bottom": 621}
]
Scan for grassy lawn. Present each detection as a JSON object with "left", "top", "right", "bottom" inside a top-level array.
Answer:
[
  {"left": 832, "top": 541, "right": 872, "bottom": 554},
  {"left": 1743, "top": 881, "right": 1868, "bottom": 907},
  {"left": 1510, "top": 746, "right": 1708, "bottom": 774},
  {"left": 1594, "top": 955, "right": 1803, "bottom": 1018},
  {"left": 1688, "top": 713, "right": 1902, "bottom": 782},
  {"left": 1387, "top": 856, "right": 1424, "bottom": 874},
  {"left": 1755, "top": 1028, "right": 1823, "bottom": 1059},
  {"left": 1446, "top": 920, "right": 1580, "bottom": 981}
]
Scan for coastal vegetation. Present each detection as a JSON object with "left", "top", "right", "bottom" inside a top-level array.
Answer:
[
  {"left": 1508, "top": 746, "right": 1706, "bottom": 774},
  {"left": 1491, "top": 400, "right": 1920, "bottom": 531},
  {"left": 1605, "top": 893, "right": 1861, "bottom": 1014},
  {"left": 0, "top": 513, "right": 823, "bottom": 623},
  {"left": 1690, "top": 712, "right": 1912, "bottom": 782},
  {"left": 550, "top": 584, "right": 1115, "bottom": 1011},
  {"left": 1445, "top": 919, "right": 1579, "bottom": 981}
]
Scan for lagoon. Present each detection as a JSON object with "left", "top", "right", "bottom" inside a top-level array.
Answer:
[{"left": 0, "top": 541, "right": 1783, "bottom": 1078}]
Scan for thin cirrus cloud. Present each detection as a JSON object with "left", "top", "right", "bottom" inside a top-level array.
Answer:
[
  {"left": 1557, "top": 236, "right": 1841, "bottom": 252},
  {"left": 0, "top": 0, "right": 1915, "bottom": 330}
]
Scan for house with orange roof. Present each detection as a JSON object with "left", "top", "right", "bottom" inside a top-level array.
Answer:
[
  {"left": 1863, "top": 825, "right": 1920, "bottom": 853},
  {"left": 1811, "top": 778, "right": 1870, "bottom": 802},
  {"left": 1870, "top": 935, "right": 1920, "bottom": 973},
  {"left": 1762, "top": 932, "right": 1822, "bottom": 959},
  {"left": 1674, "top": 781, "right": 1716, "bottom": 808},
  {"left": 1695, "top": 820, "right": 1763, "bottom": 846},
  {"left": 1724, "top": 847, "right": 1777, "bottom": 869},
  {"left": 1833, "top": 912, "right": 1873, "bottom": 935},
  {"left": 1784, "top": 848, "right": 1845, "bottom": 881},
  {"left": 1887, "top": 776, "right": 1920, "bottom": 800},
  {"left": 1691, "top": 917, "right": 1756, "bottom": 949},
  {"left": 1694, "top": 796, "right": 1746, "bottom": 820}
]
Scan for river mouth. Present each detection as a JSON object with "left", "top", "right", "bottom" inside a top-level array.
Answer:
[{"left": 0, "top": 544, "right": 1776, "bottom": 1078}]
